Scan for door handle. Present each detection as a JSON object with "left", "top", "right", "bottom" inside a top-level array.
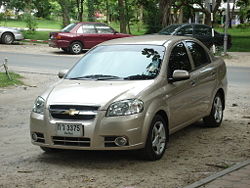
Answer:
[{"left": 211, "top": 71, "right": 216, "bottom": 76}]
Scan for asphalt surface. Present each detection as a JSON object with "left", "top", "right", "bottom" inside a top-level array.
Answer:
[{"left": 0, "top": 51, "right": 250, "bottom": 85}]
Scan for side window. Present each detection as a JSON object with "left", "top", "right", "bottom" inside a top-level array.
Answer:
[
  {"left": 168, "top": 42, "right": 192, "bottom": 78},
  {"left": 77, "top": 24, "right": 96, "bottom": 34},
  {"left": 194, "top": 25, "right": 212, "bottom": 36},
  {"left": 177, "top": 25, "right": 193, "bottom": 35},
  {"left": 186, "top": 41, "right": 211, "bottom": 68},
  {"left": 95, "top": 25, "right": 114, "bottom": 34}
]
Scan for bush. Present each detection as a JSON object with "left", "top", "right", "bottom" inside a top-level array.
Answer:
[
  {"left": 236, "top": 23, "right": 250, "bottom": 29},
  {"left": 22, "top": 13, "right": 38, "bottom": 33}
]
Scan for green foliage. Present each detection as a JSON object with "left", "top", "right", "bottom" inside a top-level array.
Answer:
[
  {"left": 138, "top": 0, "right": 161, "bottom": 33},
  {"left": 22, "top": 13, "right": 38, "bottom": 33},
  {"left": 216, "top": 27, "right": 250, "bottom": 52},
  {"left": 236, "top": 23, "right": 250, "bottom": 29},
  {"left": 0, "top": 72, "right": 23, "bottom": 87}
]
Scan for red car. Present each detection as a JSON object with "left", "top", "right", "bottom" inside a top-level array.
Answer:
[{"left": 49, "top": 22, "right": 131, "bottom": 54}]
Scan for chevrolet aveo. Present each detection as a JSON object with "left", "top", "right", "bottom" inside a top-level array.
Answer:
[{"left": 30, "top": 35, "right": 227, "bottom": 160}]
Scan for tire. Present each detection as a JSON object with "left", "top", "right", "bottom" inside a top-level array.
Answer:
[
  {"left": 69, "top": 41, "right": 82, "bottom": 54},
  {"left": 40, "top": 146, "right": 60, "bottom": 153},
  {"left": 203, "top": 93, "right": 224, "bottom": 127},
  {"left": 1, "top": 33, "right": 14, "bottom": 44},
  {"left": 61, "top": 47, "right": 69, "bottom": 52},
  {"left": 141, "top": 114, "right": 168, "bottom": 161}
]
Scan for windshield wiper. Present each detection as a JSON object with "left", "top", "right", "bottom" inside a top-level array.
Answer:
[
  {"left": 124, "top": 74, "right": 156, "bottom": 80},
  {"left": 69, "top": 74, "right": 122, "bottom": 80}
]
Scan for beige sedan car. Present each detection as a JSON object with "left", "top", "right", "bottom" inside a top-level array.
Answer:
[{"left": 30, "top": 35, "right": 227, "bottom": 160}]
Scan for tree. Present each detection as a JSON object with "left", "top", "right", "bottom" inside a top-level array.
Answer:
[
  {"left": 57, "top": 0, "right": 71, "bottom": 27},
  {"left": 118, "top": 0, "right": 127, "bottom": 33},
  {"left": 237, "top": 0, "right": 250, "bottom": 23},
  {"left": 33, "top": 0, "right": 52, "bottom": 19},
  {"left": 76, "top": 0, "right": 84, "bottom": 21}
]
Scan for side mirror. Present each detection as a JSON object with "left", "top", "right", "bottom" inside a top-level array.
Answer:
[
  {"left": 58, "top": 69, "right": 69, "bottom": 79},
  {"left": 170, "top": 70, "right": 190, "bottom": 82}
]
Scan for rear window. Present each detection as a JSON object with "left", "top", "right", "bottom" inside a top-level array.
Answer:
[{"left": 61, "top": 23, "right": 77, "bottom": 32}]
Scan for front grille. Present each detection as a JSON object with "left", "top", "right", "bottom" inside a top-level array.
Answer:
[
  {"left": 52, "top": 136, "right": 90, "bottom": 147},
  {"left": 49, "top": 105, "right": 99, "bottom": 120}
]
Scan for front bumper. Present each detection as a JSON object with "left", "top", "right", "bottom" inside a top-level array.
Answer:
[
  {"left": 30, "top": 110, "right": 146, "bottom": 151},
  {"left": 14, "top": 33, "right": 24, "bottom": 41}
]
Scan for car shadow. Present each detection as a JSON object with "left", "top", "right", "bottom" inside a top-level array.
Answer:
[
  {"left": 33, "top": 120, "right": 221, "bottom": 167},
  {"left": 50, "top": 50, "right": 88, "bottom": 56}
]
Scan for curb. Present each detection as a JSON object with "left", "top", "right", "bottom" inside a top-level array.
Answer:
[
  {"left": 23, "top": 39, "right": 48, "bottom": 43},
  {"left": 182, "top": 159, "right": 250, "bottom": 188}
]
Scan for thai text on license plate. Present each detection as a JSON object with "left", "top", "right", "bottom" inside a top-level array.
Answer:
[{"left": 56, "top": 123, "right": 83, "bottom": 136}]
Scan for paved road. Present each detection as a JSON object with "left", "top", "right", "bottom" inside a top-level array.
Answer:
[
  {"left": 0, "top": 52, "right": 250, "bottom": 84},
  {"left": 0, "top": 52, "right": 79, "bottom": 73}
]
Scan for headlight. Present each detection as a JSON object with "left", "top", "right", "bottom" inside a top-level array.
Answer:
[
  {"left": 32, "top": 96, "right": 45, "bottom": 114},
  {"left": 107, "top": 99, "right": 144, "bottom": 117}
]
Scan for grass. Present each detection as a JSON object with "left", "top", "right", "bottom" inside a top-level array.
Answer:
[
  {"left": 215, "top": 27, "right": 250, "bottom": 52},
  {"left": 0, "top": 19, "right": 61, "bottom": 29},
  {"left": 0, "top": 72, "right": 23, "bottom": 87},
  {"left": 22, "top": 30, "right": 50, "bottom": 41},
  {"left": 2, "top": 18, "right": 249, "bottom": 51}
]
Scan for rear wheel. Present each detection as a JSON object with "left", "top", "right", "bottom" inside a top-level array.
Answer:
[
  {"left": 141, "top": 114, "right": 168, "bottom": 160},
  {"left": 203, "top": 93, "right": 224, "bottom": 127},
  {"left": 70, "top": 41, "right": 82, "bottom": 54},
  {"left": 1, "top": 33, "right": 14, "bottom": 44}
]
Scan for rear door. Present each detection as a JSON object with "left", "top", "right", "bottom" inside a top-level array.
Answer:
[
  {"left": 185, "top": 40, "right": 217, "bottom": 116},
  {"left": 95, "top": 24, "right": 118, "bottom": 42},
  {"left": 77, "top": 24, "right": 100, "bottom": 49}
]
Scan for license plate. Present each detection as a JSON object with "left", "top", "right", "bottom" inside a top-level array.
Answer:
[{"left": 56, "top": 123, "right": 82, "bottom": 137}]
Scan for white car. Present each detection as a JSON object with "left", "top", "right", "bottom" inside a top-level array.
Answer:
[{"left": 0, "top": 27, "right": 24, "bottom": 44}]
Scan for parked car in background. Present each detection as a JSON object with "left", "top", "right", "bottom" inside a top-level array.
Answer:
[
  {"left": 30, "top": 35, "right": 227, "bottom": 160},
  {"left": 158, "top": 23, "right": 232, "bottom": 50},
  {"left": 49, "top": 22, "right": 131, "bottom": 54},
  {"left": 0, "top": 27, "right": 24, "bottom": 44}
]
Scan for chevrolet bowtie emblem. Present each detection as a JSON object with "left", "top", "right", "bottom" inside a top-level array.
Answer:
[{"left": 63, "top": 109, "right": 80, "bottom": 116}]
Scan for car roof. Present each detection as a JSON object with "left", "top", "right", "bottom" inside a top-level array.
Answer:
[
  {"left": 76, "top": 22, "right": 107, "bottom": 25},
  {"left": 99, "top": 34, "right": 192, "bottom": 46}
]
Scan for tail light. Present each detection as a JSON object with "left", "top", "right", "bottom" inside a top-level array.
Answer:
[{"left": 56, "top": 35, "right": 62, "bottom": 39}]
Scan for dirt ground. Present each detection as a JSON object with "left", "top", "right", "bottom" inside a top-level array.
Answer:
[{"left": 0, "top": 45, "right": 250, "bottom": 188}]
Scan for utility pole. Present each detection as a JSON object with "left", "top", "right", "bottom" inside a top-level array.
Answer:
[
  {"left": 209, "top": 0, "right": 216, "bottom": 54},
  {"left": 223, "top": 0, "right": 230, "bottom": 55}
]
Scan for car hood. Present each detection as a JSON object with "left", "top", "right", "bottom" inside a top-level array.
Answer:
[{"left": 45, "top": 79, "right": 154, "bottom": 110}]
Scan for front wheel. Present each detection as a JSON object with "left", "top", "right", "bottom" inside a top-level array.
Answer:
[
  {"left": 141, "top": 114, "right": 168, "bottom": 161},
  {"left": 70, "top": 41, "right": 82, "bottom": 54},
  {"left": 203, "top": 93, "right": 224, "bottom": 127}
]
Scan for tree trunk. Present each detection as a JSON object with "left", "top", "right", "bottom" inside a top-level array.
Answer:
[
  {"left": 118, "top": 0, "right": 127, "bottom": 33},
  {"left": 124, "top": 0, "right": 131, "bottom": 34},
  {"left": 87, "top": 0, "right": 95, "bottom": 21},
  {"left": 178, "top": 7, "right": 183, "bottom": 24},
  {"left": 106, "top": 0, "right": 109, "bottom": 23},
  {"left": 57, "top": 0, "right": 70, "bottom": 27},
  {"left": 160, "top": 0, "right": 173, "bottom": 27}
]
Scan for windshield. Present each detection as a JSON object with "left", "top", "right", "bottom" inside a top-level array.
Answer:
[
  {"left": 66, "top": 45, "right": 165, "bottom": 80},
  {"left": 61, "top": 23, "right": 77, "bottom": 32},
  {"left": 158, "top": 24, "right": 181, "bottom": 35}
]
